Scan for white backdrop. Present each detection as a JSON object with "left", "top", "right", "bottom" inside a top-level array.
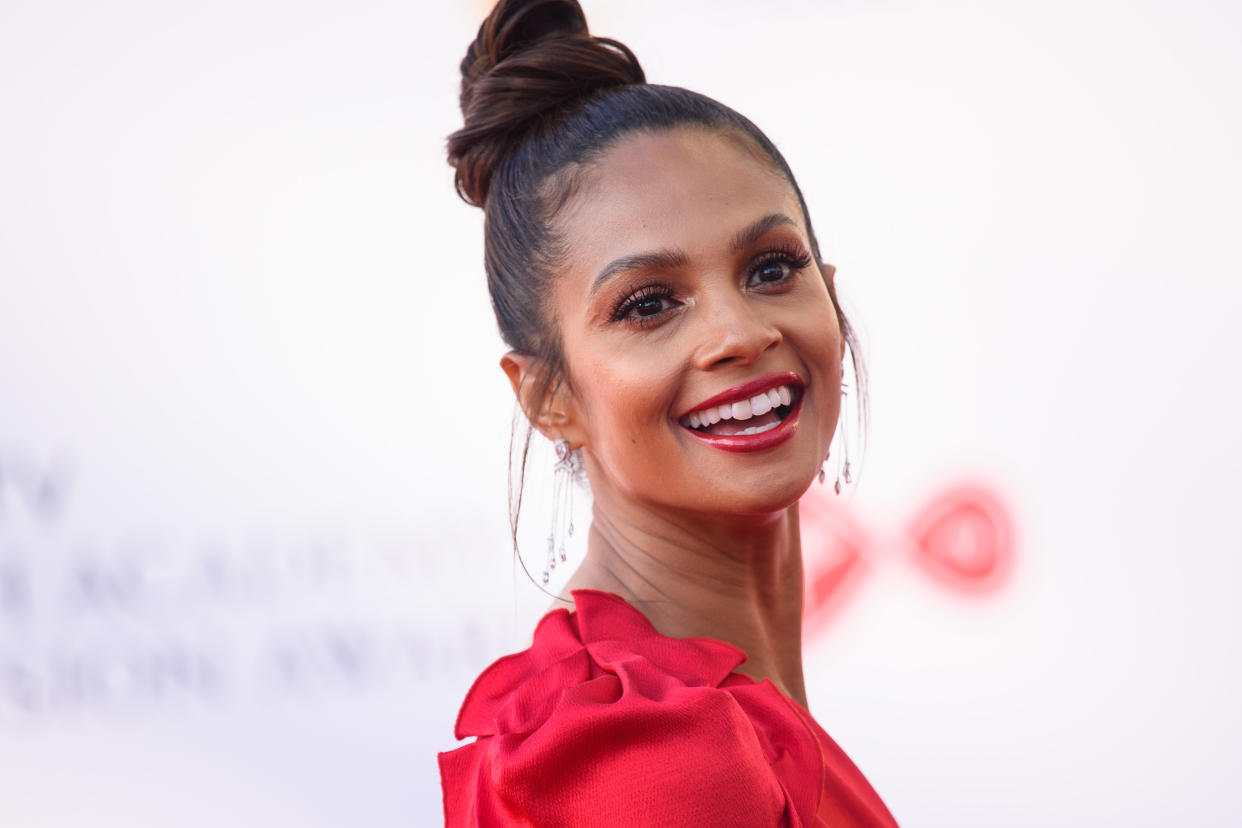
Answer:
[{"left": 2, "top": 0, "right": 1240, "bottom": 825}]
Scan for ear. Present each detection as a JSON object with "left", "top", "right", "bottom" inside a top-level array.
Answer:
[
  {"left": 499, "top": 351, "right": 587, "bottom": 447},
  {"left": 819, "top": 262, "right": 847, "bottom": 364},
  {"left": 819, "top": 261, "right": 837, "bottom": 287}
]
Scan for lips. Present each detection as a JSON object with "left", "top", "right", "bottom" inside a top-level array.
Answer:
[
  {"left": 676, "top": 371, "right": 805, "bottom": 453},
  {"left": 679, "top": 382, "right": 795, "bottom": 432}
]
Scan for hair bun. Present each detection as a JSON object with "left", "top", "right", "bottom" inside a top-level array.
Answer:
[{"left": 448, "top": 0, "right": 645, "bottom": 206}]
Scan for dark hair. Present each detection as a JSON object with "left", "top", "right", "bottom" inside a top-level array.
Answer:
[{"left": 447, "top": 0, "right": 869, "bottom": 579}]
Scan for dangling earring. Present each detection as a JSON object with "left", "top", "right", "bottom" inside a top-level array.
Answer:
[
  {"left": 543, "top": 438, "right": 576, "bottom": 584},
  {"left": 834, "top": 380, "right": 853, "bottom": 495}
]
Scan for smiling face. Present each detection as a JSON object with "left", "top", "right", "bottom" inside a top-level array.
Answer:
[{"left": 540, "top": 127, "right": 844, "bottom": 521}]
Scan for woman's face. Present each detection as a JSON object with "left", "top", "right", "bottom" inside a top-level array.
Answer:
[{"left": 546, "top": 127, "right": 844, "bottom": 520}]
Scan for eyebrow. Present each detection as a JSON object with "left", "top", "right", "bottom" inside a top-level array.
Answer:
[
  {"left": 589, "top": 249, "right": 690, "bottom": 297},
  {"left": 588, "top": 212, "right": 800, "bottom": 296},
  {"left": 729, "top": 212, "right": 798, "bottom": 255}
]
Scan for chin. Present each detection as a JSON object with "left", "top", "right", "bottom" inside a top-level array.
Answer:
[{"left": 693, "top": 470, "right": 815, "bottom": 520}]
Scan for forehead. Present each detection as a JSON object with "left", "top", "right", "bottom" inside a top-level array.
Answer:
[{"left": 552, "top": 127, "right": 804, "bottom": 267}]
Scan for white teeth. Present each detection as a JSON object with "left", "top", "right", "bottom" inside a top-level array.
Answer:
[
  {"left": 737, "top": 420, "right": 781, "bottom": 436},
  {"left": 682, "top": 383, "right": 798, "bottom": 430}
]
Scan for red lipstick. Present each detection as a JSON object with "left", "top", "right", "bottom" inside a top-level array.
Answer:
[
  {"left": 678, "top": 371, "right": 804, "bottom": 419},
  {"left": 677, "top": 371, "right": 805, "bottom": 454}
]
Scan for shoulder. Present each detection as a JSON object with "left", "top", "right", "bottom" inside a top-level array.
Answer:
[{"left": 438, "top": 590, "right": 814, "bottom": 827}]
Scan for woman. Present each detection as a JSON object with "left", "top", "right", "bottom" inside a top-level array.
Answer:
[{"left": 439, "top": 1, "right": 898, "bottom": 825}]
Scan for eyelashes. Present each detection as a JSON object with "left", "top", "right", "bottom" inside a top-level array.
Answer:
[
  {"left": 753, "top": 240, "right": 813, "bottom": 276},
  {"left": 609, "top": 283, "right": 675, "bottom": 323},
  {"left": 607, "top": 240, "right": 814, "bottom": 326}
]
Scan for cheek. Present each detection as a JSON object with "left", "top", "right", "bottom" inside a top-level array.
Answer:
[
  {"left": 575, "top": 351, "right": 676, "bottom": 445},
  {"left": 569, "top": 347, "right": 687, "bottom": 498},
  {"left": 787, "top": 297, "right": 845, "bottom": 433},
  {"left": 788, "top": 287, "right": 843, "bottom": 360}
]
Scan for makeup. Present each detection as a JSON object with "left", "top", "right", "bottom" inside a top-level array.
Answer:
[{"left": 677, "top": 371, "right": 805, "bottom": 453}]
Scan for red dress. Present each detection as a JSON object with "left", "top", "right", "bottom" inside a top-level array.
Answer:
[{"left": 438, "top": 589, "right": 899, "bottom": 827}]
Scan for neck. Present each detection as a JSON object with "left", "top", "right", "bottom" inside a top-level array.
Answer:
[{"left": 558, "top": 485, "right": 809, "bottom": 708}]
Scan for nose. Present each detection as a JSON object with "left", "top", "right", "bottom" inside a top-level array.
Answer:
[{"left": 692, "top": 291, "right": 783, "bottom": 371}]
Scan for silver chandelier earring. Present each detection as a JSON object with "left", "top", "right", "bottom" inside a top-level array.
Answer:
[
  {"left": 834, "top": 379, "right": 853, "bottom": 494},
  {"left": 543, "top": 438, "right": 576, "bottom": 584}
]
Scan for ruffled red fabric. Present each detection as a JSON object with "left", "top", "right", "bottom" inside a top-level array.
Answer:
[{"left": 439, "top": 589, "right": 899, "bottom": 827}]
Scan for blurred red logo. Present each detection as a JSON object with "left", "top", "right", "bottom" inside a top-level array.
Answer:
[{"left": 800, "top": 482, "right": 1015, "bottom": 636}]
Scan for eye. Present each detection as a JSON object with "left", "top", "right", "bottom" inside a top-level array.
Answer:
[
  {"left": 753, "top": 260, "right": 793, "bottom": 284},
  {"left": 610, "top": 283, "right": 679, "bottom": 327},
  {"left": 747, "top": 242, "right": 814, "bottom": 289},
  {"left": 633, "top": 295, "right": 667, "bottom": 317}
]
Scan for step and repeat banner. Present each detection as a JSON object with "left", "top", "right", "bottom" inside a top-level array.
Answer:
[{"left": 2, "top": 1, "right": 1239, "bottom": 825}]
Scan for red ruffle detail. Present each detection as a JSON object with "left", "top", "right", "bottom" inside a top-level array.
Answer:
[{"left": 439, "top": 589, "right": 898, "bottom": 827}]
